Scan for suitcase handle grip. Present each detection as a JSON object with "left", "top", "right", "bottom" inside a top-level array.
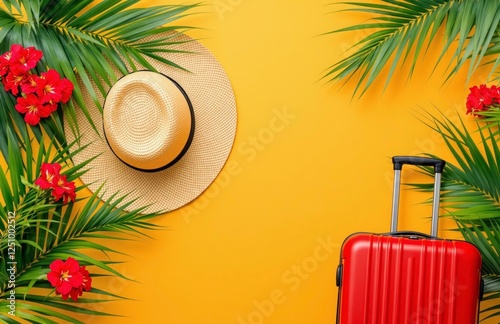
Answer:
[{"left": 392, "top": 156, "right": 446, "bottom": 173}]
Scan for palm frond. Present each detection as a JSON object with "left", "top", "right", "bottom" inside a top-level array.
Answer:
[
  {"left": 410, "top": 110, "right": 500, "bottom": 221},
  {"left": 0, "top": 1, "right": 195, "bottom": 322},
  {"left": 482, "top": 24, "right": 500, "bottom": 82},
  {"left": 0, "top": 128, "right": 163, "bottom": 323},
  {"left": 325, "top": 0, "right": 500, "bottom": 97},
  {"left": 456, "top": 219, "right": 500, "bottom": 280},
  {"left": 410, "top": 110, "right": 500, "bottom": 320},
  {"left": 454, "top": 219, "right": 500, "bottom": 320},
  {"left": 0, "top": 0, "right": 200, "bottom": 160}
]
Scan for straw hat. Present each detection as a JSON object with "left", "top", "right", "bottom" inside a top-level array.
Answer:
[{"left": 65, "top": 32, "right": 237, "bottom": 213}]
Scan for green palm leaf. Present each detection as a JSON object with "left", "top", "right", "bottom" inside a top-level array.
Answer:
[
  {"left": 410, "top": 110, "right": 500, "bottom": 221},
  {"left": 325, "top": 0, "right": 500, "bottom": 97},
  {"left": 455, "top": 219, "right": 500, "bottom": 320},
  {"left": 0, "top": 127, "right": 162, "bottom": 323},
  {"left": 0, "top": 0, "right": 200, "bottom": 159},
  {"left": 0, "top": 1, "right": 200, "bottom": 322},
  {"left": 409, "top": 110, "right": 500, "bottom": 320}
]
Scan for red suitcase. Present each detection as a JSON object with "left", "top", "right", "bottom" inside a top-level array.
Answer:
[{"left": 336, "top": 156, "right": 483, "bottom": 324}]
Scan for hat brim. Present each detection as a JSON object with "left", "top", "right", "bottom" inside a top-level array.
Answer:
[{"left": 65, "top": 32, "right": 237, "bottom": 213}]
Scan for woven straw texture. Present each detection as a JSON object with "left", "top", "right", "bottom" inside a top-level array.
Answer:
[
  {"left": 65, "top": 32, "right": 237, "bottom": 213},
  {"left": 103, "top": 71, "right": 193, "bottom": 171}
]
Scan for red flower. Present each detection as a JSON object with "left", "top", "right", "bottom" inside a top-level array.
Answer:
[
  {"left": 34, "top": 163, "right": 76, "bottom": 203},
  {"left": 9, "top": 44, "right": 43, "bottom": 73},
  {"left": 47, "top": 258, "right": 84, "bottom": 297},
  {"left": 34, "top": 163, "right": 61, "bottom": 189},
  {"left": 47, "top": 258, "right": 92, "bottom": 302},
  {"left": 53, "top": 175, "right": 76, "bottom": 203},
  {"left": 2, "top": 64, "right": 28, "bottom": 95},
  {"left": 20, "top": 73, "right": 40, "bottom": 95},
  {"left": 47, "top": 101, "right": 58, "bottom": 113},
  {"left": 61, "top": 266, "right": 93, "bottom": 301},
  {"left": 0, "top": 44, "right": 73, "bottom": 126},
  {"left": 0, "top": 49, "right": 14, "bottom": 77},
  {"left": 80, "top": 266, "right": 92, "bottom": 293},
  {"left": 489, "top": 85, "right": 500, "bottom": 105},
  {"left": 466, "top": 84, "right": 500, "bottom": 116},
  {"left": 0, "top": 44, "right": 40, "bottom": 77},
  {"left": 0, "top": 45, "right": 42, "bottom": 95},
  {"left": 59, "top": 77, "right": 74, "bottom": 103},
  {"left": 37, "top": 69, "right": 73, "bottom": 104},
  {"left": 15, "top": 93, "right": 52, "bottom": 126}
]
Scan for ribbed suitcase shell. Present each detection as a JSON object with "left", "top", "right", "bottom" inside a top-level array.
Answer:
[{"left": 336, "top": 233, "right": 482, "bottom": 324}]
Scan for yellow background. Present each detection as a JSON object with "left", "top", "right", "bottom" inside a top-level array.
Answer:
[
  {"left": 79, "top": 0, "right": 496, "bottom": 323},
  {"left": 4, "top": 0, "right": 498, "bottom": 323}
]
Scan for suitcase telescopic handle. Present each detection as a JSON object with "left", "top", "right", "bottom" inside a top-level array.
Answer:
[{"left": 390, "top": 156, "right": 446, "bottom": 237}]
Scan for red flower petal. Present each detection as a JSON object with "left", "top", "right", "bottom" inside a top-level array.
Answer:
[
  {"left": 65, "top": 257, "right": 80, "bottom": 273},
  {"left": 47, "top": 271, "right": 62, "bottom": 287},
  {"left": 57, "top": 280, "right": 74, "bottom": 295},
  {"left": 49, "top": 259, "right": 64, "bottom": 272},
  {"left": 21, "top": 74, "right": 40, "bottom": 94},
  {"left": 59, "top": 78, "right": 74, "bottom": 103},
  {"left": 80, "top": 266, "right": 92, "bottom": 292},
  {"left": 38, "top": 103, "right": 53, "bottom": 118},
  {"left": 24, "top": 111, "right": 42, "bottom": 126},
  {"left": 34, "top": 177, "right": 53, "bottom": 190},
  {"left": 69, "top": 287, "right": 82, "bottom": 302},
  {"left": 37, "top": 69, "right": 63, "bottom": 103},
  {"left": 41, "top": 163, "right": 62, "bottom": 175},
  {"left": 51, "top": 186, "right": 65, "bottom": 202},
  {"left": 69, "top": 271, "right": 83, "bottom": 288}
]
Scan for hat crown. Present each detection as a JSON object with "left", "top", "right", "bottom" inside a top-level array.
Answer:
[{"left": 103, "top": 71, "right": 194, "bottom": 171}]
